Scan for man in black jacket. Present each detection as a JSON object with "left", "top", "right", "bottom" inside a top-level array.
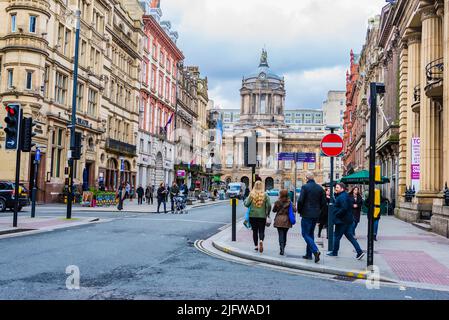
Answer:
[
  {"left": 297, "top": 172, "right": 327, "bottom": 263},
  {"left": 327, "top": 183, "right": 365, "bottom": 260}
]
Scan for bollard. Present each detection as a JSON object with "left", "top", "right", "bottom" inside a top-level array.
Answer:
[{"left": 232, "top": 197, "right": 237, "bottom": 242}]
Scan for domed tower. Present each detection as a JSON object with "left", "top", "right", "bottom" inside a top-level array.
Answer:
[{"left": 239, "top": 49, "right": 286, "bottom": 127}]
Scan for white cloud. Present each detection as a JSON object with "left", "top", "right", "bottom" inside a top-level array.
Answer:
[{"left": 157, "top": 0, "right": 386, "bottom": 108}]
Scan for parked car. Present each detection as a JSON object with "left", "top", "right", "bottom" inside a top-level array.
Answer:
[
  {"left": 0, "top": 181, "right": 31, "bottom": 212},
  {"left": 226, "top": 182, "right": 246, "bottom": 199}
]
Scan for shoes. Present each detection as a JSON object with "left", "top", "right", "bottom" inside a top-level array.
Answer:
[
  {"left": 259, "top": 241, "right": 264, "bottom": 253},
  {"left": 314, "top": 251, "right": 321, "bottom": 263},
  {"left": 280, "top": 247, "right": 284, "bottom": 256},
  {"left": 374, "top": 235, "right": 377, "bottom": 241},
  {"left": 326, "top": 252, "right": 338, "bottom": 257},
  {"left": 356, "top": 252, "right": 366, "bottom": 260},
  {"left": 254, "top": 247, "right": 259, "bottom": 251},
  {"left": 302, "top": 255, "right": 312, "bottom": 260}
]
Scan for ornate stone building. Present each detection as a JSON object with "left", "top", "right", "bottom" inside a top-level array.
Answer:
[
  {"left": 138, "top": 1, "right": 183, "bottom": 188},
  {"left": 221, "top": 50, "right": 324, "bottom": 190},
  {"left": 0, "top": 0, "right": 144, "bottom": 202}
]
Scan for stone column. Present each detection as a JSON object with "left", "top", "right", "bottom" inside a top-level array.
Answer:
[
  {"left": 405, "top": 32, "right": 421, "bottom": 190},
  {"left": 419, "top": 6, "right": 443, "bottom": 198},
  {"left": 238, "top": 141, "right": 243, "bottom": 168},
  {"left": 444, "top": 0, "right": 449, "bottom": 187},
  {"left": 262, "top": 141, "right": 267, "bottom": 168},
  {"left": 275, "top": 142, "right": 279, "bottom": 170}
]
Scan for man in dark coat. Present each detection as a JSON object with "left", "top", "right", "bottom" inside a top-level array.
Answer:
[
  {"left": 297, "top": 172, "right": 327, "bottom": 263},
  {"left": 136, "top": 185, "right": 144, "bottom": 205},
  {"left": 327, "top": 183, "right": 365, "bottom": 260},
  {"left": 170, "top": 182, "right": 180, "bottom": 213}
]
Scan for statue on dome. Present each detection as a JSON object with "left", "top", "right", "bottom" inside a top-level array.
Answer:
[{"left": 260, "top": 49, "right": 268, "bottom": 66}]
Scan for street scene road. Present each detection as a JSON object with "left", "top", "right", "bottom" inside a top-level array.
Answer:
[{"left": 1, "top": 203, "right": 449, "bottom": 300}]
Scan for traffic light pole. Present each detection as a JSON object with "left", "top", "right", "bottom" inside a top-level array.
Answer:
[
  {"left": 31, "top": 151, "right": 39, "bottom": 218},
  {"left": 13, "top": 109, "right": 23, "bottom": 228},
  {"left": 368, "top": 83, "right": 384, "bottom": 268},
  {"left": 66, "top": 10, "right": 81, "bottom": 220}
]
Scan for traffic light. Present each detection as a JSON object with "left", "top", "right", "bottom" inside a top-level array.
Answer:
[
  {"left": 21, "top": 117, "right": 36, "bottom": 152},
  {"left": 71, "top": 132, "right": 82, "bottom": 160},
  {"left": 4, "top": 104, "right": 20, "bottom": 150},
  {"left": 244, "top": 135, "right": 257, "bottom": 167}
]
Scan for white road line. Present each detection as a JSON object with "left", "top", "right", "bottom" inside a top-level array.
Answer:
[{"left": 127, "top": 217, "right": 228, "bottom": 225}]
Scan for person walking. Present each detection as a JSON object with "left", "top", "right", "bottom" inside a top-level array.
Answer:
[
  {"left": 244, "top": 181, "right": 271, "bottom": 253},
  {"left": 157, "top": 183, "right": 168, "bottom": 214},
  {"left": 318, "top": 187, "right": 331, "bottom": 238},
  {"left": 327, "top": 183, "right": 365, "bottom": 260},
  {"left": 136, "top": 185, "right": 144, "bottom": 205},
  {"left": 272, "top": 189, "right": 296, "bottom": 256},
  {"left": 350, "top": 186, "right": 363, "bottom": 237},
  {"left": 125, "top": 182, "right": 131, "bottom": 200},
  {"left": 297, "top": 172, "right": 326, "bottom": 263},
  {"left": 145, "top": 185, "right": 153, "bottom": 205},
  {"left": 170, "top": 182, "right": 180, "bottom": 213},
  {"left": 117, "top": 183, "right": 125, "bottom": 211}
]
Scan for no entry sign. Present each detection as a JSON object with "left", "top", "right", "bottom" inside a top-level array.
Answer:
[{"left": 321, "top": 134, "right": 344, "bottom": 157}]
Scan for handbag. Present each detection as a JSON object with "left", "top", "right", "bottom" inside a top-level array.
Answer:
[
  {"left": 243, "top": 208, "right": 251, "bottom": 229},
  {"left": 266, "top": 216, "right": 272, "bottom": 227},
  {"left": 288, "top": 203, "right": 296, "bottom": 225}
]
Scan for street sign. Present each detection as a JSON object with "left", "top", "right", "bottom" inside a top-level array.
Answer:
[
  {"left": 321, "top": 134, "right": 344, "bottom": 157},
  {"left": 296, "top": 152, "right": 316, "bottom": 163},
  {"left": 277, "top": 152, "right": 296, "bottom": 161},
  {"left": 35, "top": 148, "right": 41, "bottom": 162}
]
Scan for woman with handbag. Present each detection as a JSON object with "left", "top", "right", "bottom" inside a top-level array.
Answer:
[
  {"left": 272, "top": 189, "right": 296, "bottom": 255},
  {"left": 244, "top": 181, "right": 271, "bottom": 253}
]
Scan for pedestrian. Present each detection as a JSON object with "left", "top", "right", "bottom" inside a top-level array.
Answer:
[
  {"left": 170, "top": 182, "right": 180, "bottom": 213},
  {"left": 145, "top": 185, "right": 153, "bottom": 205},
  {"left": 125, "top": 182, "right": 131, "bottom": 200},
  {"left": 326, "top": 183, "right": 365, "bottom": 260},
  {"left": 157, "top": 183, "right": 168, "bottom": 214},
  {"left": 297, "top": 172, "right": 326, "bottom": 263},
  {"left": 318, "top": 187, "right": 330, "bottom": 238},
  {"left": 129, "top": 185, "right": 135, "bottom": 202},
  {"left": 136, "top": 185, "right": 144, "bottom": 205},
  {"left": 117, "top": 183, "right": 125, "bottom": 211},
  {"left": 350, "top": 186, "right": 363, "bottom": 237},
  {"left": 244, "top": 180, "right": 271, "bottom": 253},
  {"left": 272, "top": 189, "right": 296, "bottom": 256}
]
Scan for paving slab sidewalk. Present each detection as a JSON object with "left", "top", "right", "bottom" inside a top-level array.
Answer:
[
  {"left": 40, "top": 198, "right": 229, "bottom": 214},
  {"left": 0, "top": 216, "right": 101, "bottom": 239},
  {"left": 210, "top": 216, "right": 449, "bottom": 291}
]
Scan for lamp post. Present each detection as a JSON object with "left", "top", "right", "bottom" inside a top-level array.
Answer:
[{"left": 66, "top": 9, "right": 81, "bottom": 220}]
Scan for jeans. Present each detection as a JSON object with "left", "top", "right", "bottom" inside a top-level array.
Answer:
[
  {"left": 352, "top": 221, "right": 359, "bottom": 236},
  {"left": 301, "top": 217, "right": 319, "bottom": 257},
  {"left": 138, "top": 196, "right": 143, "bottom": 205},
  {"left": 332, "top": 223, "right": 363, "bottom": 256},
  {"left": 157, "top": 199, "right": 166, "bottom": 213},
  {"left": 277, "top": 228, "right": 289, "bottom": 249},
  {"left": 374, "top": 219, "right": 379, "bottom": 236},
  {"left": 249, "top": 217, "right": 266, "bottom": 246}
]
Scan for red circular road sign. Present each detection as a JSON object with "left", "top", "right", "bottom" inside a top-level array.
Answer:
[{"left": 321, "top": 134, "right": 344, "bottom": 157}]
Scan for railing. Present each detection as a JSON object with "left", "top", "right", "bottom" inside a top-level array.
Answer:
[
  {"left": 105, "top": 138, "right": 136, "bottom": 156},
  {"left": 426, "top": 58, "right": 444, "bottom": 85}
]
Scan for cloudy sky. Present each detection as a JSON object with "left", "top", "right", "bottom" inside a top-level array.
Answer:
[{"left": 160, "top": 0, "right": 386, "bottom": 110}]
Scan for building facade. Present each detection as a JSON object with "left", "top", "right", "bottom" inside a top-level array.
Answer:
[
  {"left": 138, "top": 2, "right": 183, "bottom": 189},
  {"left": 0, "top": 0, "right": 144, "bottom": 202},
  {"left": 221, "top": 50, "right": 325, "bottom": 191},
  {"left": 284, "top": 109, "right": 325, "bottom": 133}
]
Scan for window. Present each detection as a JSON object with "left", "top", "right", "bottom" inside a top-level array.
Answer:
[
  {"left": 160, "top": 50, "right": 165, "bottom": 66},
  {"left": 139, "top": 139, "right": 144, "bottom": 152},
  {"left": 7, "top": 69, "right": 13, "bottom": 88},
  {"left": 51, "top": 128, "right": 64, "bottom": 178},
  {"left": 88, "top": 89, "right": 97, "bottom": 116},
  {"left": 44, "top": 66, "right": 49, "bottom": 97},
  {"left": 11, "top": 14, "right": 17, "bottom": 32},
  {"left": 64, "top": 29, "right": 71, "bottom": 55},
  {"left": 152, "top": 43, "right": 157, "bottom": 59},
  {"left": 57, "top": 24, "right": 64, "bottom": 49},
  {"left": 80, "top": 40, "right": 87, "bottom": 66},
  {"left": 158, "top": 73, "right": 163, "bottom": 96},
  {"left": 25, "top": 71, "right": 33, "bottom": 90},
  {"left": 165, "top": 78, "right": 170, "bottom": 100},
  {"left": 54, "top": 72, "right": 68, "bottom": 105},
  {"left": 142, "top": 62, "right": 147, "bottom": 84},
  {"left": 151, "top": 65, "right": 156, "bottom": 90},
  {"left": 76, "top": 83, "right": 84, "bottom": 111},
  {"left": 29, "top": 15, "right": 37, "bottom": 33}
]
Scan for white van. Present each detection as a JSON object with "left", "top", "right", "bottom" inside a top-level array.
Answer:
[{"left": 226, "top": 182, "right": 245, "bottom": 199}]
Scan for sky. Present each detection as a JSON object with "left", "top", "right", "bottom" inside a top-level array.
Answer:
[{"left": 160, "top": 0, "right": 386, "bottom": 110}]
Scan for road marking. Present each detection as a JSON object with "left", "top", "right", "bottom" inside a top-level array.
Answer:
[{"left": 127, "top": 217, "right": 228, "bottom": 225}]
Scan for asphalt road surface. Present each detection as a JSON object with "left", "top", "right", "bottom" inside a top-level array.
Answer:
[{"left": 1, "top": 203, "right": 449, "bottom": 300}]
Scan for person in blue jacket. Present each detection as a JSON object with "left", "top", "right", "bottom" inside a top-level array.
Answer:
[{"left": 326, "top": 182, "right": 365, "bottom": 260}]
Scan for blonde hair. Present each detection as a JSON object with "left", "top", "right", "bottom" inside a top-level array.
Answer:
[{"left": 250, "top": 181, "right": 265, "bottom": 208}]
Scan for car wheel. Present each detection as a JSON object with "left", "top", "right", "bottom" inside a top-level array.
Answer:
[{"left": 0, "top": 199, "right": 6, "bottom": 212}]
